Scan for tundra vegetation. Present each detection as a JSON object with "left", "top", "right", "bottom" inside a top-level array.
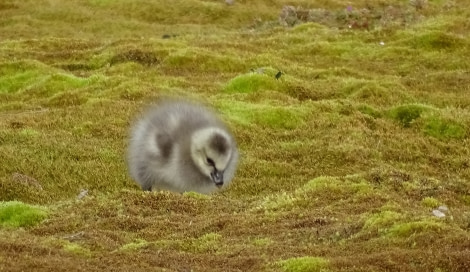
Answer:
[{"left": 0, "top": 0, "right": 469, "bottom": 271}]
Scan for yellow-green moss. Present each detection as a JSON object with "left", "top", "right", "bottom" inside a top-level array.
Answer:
[
  {"left": 405, "top": 31, "right": 465, "bottom": 50},
  {"left": 461, "top": 195, "right": 470, "bottom": 206},
  {"left": 423, "top": 116, "right": 466, "bottom": 140},
  {"left": 387, "top": 104, "right": 434, "bottom": 128},
  {"left": 302, "top": 176, "right": 373, "bottom": 197},
  {"left": 120, "top": 239, "right": 150, "bottom": 251},
  {"left": 0, "top": 201, "right": 48, "bottom": 228},
  {"left": 252, "top": 237, "right": 273, "bottom": 247},
  {"left": 216, "top": 100, "right": 305, "bottom": 129},
  {"left": 387, "top": 220, "right": 446, "bottom": 237},
  {"left": 256, "top": 192, "right": 299, "bottom": 212},
  {"left": 183, "top": 191, "right": 211, "bottom": 200},
  {"left": 32, "top": 73, "right": 95, "bottom": 96},
  {"left": 63, "top": 242, "right": 92, "bottom": 257},
  {"left": 341, "top": 79, "right": 410, "bottom": 106},
  {"left": 0, "top": 60, "right": 101, "bottom": 97},
  {"left": 18, "top": 128, "right": 40, "bottom": 138},
  {"left": 357, "top": 104, "right": 382, "bottom": 118},
  {"left": 185, "top": 233, "right": 222, "bottom": 253},
  {"left": 363, "top": 210, "right": 404, "bottom": 234},
  {"left": 224, "top": 73, "right": 278, "bottom": 94},
  {"left": 421, "top": 197, "right": 440, "bottom": 208}
]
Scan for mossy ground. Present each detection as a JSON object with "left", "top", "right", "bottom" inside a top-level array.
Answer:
[{"left": 1, "top": 0, "right": 470, "bottom": 271}]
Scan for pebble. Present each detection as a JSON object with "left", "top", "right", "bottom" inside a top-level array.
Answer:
[
  {"left": 77, "top": 189, "right": 89, "bottom": 200},
  {"left": 438, "top": 205, "right": 448, "bottom": 213},
  {"left": 432, "top": 209, "right": 446, "bottom": 218}
]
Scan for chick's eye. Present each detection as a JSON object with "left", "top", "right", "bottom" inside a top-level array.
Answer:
[{"left": 206, "top": 158, "right": 215, "bottom": 166}]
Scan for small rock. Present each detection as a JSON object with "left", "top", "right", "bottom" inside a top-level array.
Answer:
[
  {"left": 438, "top": 205, "right": 449, "bottom": 213},
  {"left": 77, "top": 189, "right": 89, "bottom": 200},
  {"left": 432, "top": 209, "right": 446, "bottom": 218},
  {"left": 379, "top": 41, "right": 385, "bottom": 46},
  {"left": 225, "top": 0, "right": 235, "bottom": 5}
]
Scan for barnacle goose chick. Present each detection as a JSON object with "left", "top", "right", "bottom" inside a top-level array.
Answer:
[{"left": 127, "top": 99, "right": 239, "bottom": 194}]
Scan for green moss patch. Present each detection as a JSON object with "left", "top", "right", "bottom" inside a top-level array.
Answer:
[
  {"left": 63, "top": 241, "right": 92, "bottom": 257},
  {"left": 216, "top": 100, "right": 305, "bottom": 129},
  {"left": 405, "top": 31, "right": 466, "bottom": 50},
  {"left": 387, "top": 104, "right": 434, "bottom": 127},
  {"left": 224, "top": 73, "right": 279, "bottom": 94},
  {"left": 423, "top": 116, "right": 466, "bottom": 140},
  {"left": 252, "top": 237, "right": 273, "bottom": 247},
  {"left": 120, "top": 239, "right": 150, "bottom": 252},
  {"left": 256, "top": 176, "right": 377, "bottom": 213},
  {"left": 34, "top": 73, "right": 96, "bottom": 96},
  {"left": 387, "top": 219, "right": 446, "bottom": 238},
  {"left": 362, "top": 210, "right": 405, "bottom": 235},
  {"left": 183, "top": 191, "right": 211, "bottom": 200},
  {"left": 0, "top": 61, "right": 50, "bottom": 94},
  {"left": 256, "top": 192, "right": 300, "bottom": 213},
  {"left": 188, "top": 232, "right": 222, "bottom": 253},
  {"left": 0, "top": 60, "right": 102, "bottom": 97},
  {"left": 18, "top": 128, "right": 41, "bottom": 139},
  {"left": 302, "top": 176, "right": 374, "bottom": 200},
  {"left": 0, "top": 201, "right": 48, "bottom": 228},
  {"left": 357, "top": 104, "right": 382, "bottom": 118},
  {"left": 421, "top": 197, "right": 440, "bottom": 208}
]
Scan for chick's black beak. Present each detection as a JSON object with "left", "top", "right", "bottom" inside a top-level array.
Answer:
[{"left": 210, "top": 170, "right": 224, "bottom": 187}]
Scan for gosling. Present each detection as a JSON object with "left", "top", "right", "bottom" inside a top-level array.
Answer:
[{"left": 127, "top": 99, "right": 239, "bottom": 194}]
